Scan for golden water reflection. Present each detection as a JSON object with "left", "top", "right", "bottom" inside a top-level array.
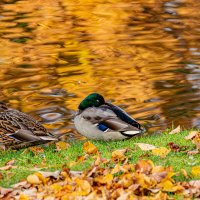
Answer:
[{"left": 0, "top": 0, "right": 200, "bottom": 138}]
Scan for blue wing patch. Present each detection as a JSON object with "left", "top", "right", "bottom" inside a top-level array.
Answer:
[{"left": 97, "top": 123, "right": 108, "bottom": 132}]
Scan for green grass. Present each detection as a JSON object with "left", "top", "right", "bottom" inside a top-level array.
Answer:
[{"left": 0, "top": 130, "right": 199, "bottom": 188}]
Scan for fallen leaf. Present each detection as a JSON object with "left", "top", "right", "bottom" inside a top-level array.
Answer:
[
  {"left": 56, "top": 141, "right": 70, "bottom": 151},
  {"left": 6, "top": 159, "right": 15, "bottom": 166},
  {"left": 111, "top": 164, "right": 121, "bottom": 174},
  {"left": 0, "top": 187, "right": 12, "bottom": 196},
  {"left": 152, "top": 147, "right": 171, "bottom": 158},
  {"left": 168, "top": 125, "right": 181, "bottom": 134},
  {"left": 50, "top": 183, "right": 62, "bottom": 192},
  {"left": 135, "top": 143, "right": 157, "bottom": 151},
  {"left": 19, "top": 193, "right": 30, "bottom": 200},
  {"left": 0, "top": 165, "right": 12, "bottom": 171},
  {"left": 27, "top": 174, "right": 41, "bottom": 184},
  {"left": 168, "top": 142, "right": 181, "bottom": 152},
  {"left": 29, "top": 147, "right": 44, "bottom": 154},
  {"left": 39, "top": 171, "right": 60, "bottom": 179},
  {"left": 111, "top": 149, "right": 127, "bottom": 162},
  {"left": 191, "top": 166, "right": 200, "bottom": 177},
  {"left": 135, "top": 160, "right": 154, "bottom": 174},
  {"left": 188, "top": 180, "right": 200, "bottom": 197},
  {"left": 83, "top": 141, "right": 98, "bottom": 154},
  {"left": 75, "top": 179, "right": 91, "bottom": 195},
  {"left": 185, "top": 131, "right": 199, "bottom": 140},
  {"left": 13, "top": 181, "right": 30, "bottom": 188},
  {"left": 189, "top": 180, "right": 200, "bottom": 189},
  {"left": 187, "top": 150, "right": 199, "bottom": 155},
  {"left": 151, "top": 171, "right": 168, "bottom": 183},
  {"left": 94, "top": 173, "right": 113, "bottom": 185}
]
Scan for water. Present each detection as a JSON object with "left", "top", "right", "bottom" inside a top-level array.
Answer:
[{"left": 0, "top": 0, "right": 200, "bottom": 138}]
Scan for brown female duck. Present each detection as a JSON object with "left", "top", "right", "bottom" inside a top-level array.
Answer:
[{"left": 0, "top": 102, "right": 57, "bottom": 149}]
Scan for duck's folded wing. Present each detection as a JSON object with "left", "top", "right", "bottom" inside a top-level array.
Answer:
[
  {"left": 81, "top": 107, "right": 142, "bottom": 136},
  {"left": 7, "top": 129, "right": 57, "bottom": 142}
]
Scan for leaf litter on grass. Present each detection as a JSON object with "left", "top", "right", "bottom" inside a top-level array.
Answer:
[{"left": 1, "top": 141, "right": 200, "bottom": 199}]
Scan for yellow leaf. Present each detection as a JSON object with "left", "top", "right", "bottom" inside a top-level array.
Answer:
[
  {"left": 27, "top": 174, "right": 41, "bottom": 184},
  {"left": 135, "top": 143, "right": 157, "bottom": 151},
  {"left": 152, "top": 147, "right": 170, "bottom": 158},
  {"left": 35, "top": 172, "right": 46, "bottom": 184},
  {"left": 111, "top": 164, "right": 121, "bottom": 174},
  {"left": 56, "top": 141, "right": 70, "bottom": 151},
  {"left": 111, "top": 149, "right": 127, "bottom": 162},
  {"left": 75, "top": 179, "right": 91, "bottom": 195},
  {"left": 168, "top": 125, "right": 181, "bottom": 134},
  {"left": 95, "top": 174, "right": 113, "bottom": 185},
  {"left": 160, "top": 180, "right": 174, "bottom": 191},
  {"left": 51, "top": 183, "right": 62, "bottom": 192},
  {"left": 19, "top": 193, "right": 29, "bottom": 200},
  {"left": 191, "top": 166, "right": 200, "bottom": 177},
  {"left": 83, "top": 141, "right": 98, "bottom": 154}
]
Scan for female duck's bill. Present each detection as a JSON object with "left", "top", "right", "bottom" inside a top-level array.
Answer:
[{"left": 74, "top": 93, "right": 145, "bottom": 141}]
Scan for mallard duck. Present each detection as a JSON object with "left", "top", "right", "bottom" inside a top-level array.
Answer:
[
  {"left": 74, "top": 93, "right": 145, "bottom": 140},
  {"left": 0, "top": 102, "right": 58, "bottom": 149}
]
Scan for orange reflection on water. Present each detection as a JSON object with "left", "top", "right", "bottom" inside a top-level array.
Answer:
[{"left": 0, "top": 0, "right": 200, "bottom": 138}]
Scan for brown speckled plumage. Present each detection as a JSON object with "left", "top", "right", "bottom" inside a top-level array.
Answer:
[{"left": 0, "top": 102, "right": 57, "bottom": 149}]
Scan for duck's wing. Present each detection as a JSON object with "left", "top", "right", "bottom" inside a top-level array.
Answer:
[
  {"left": 103, "top": 103, "right": 141, "bottom": 129},
  {"left": 80, "top": 106, "right": 143, "bottom": 137},
  {"left": 0, "top": 110, "right": 57, "bottom": 146}
]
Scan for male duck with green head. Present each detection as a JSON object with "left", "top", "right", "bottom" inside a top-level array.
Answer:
[{"left": 74, "top": 93, "right": 145, "bottom": 140}]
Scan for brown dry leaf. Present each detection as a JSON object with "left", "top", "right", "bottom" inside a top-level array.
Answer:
[
  {"left": 39, "top": 171, "right": 60, "bottom": 179},
  {"left": 28, "top": 146, "right": 44, "bottom": 154},
  {"left": 151, "top": 171, "right": 168, "bottom": 183},
  {"left": 56, "top": 141, "right": 70, "bottom": 151},
  {"left": 191, "top": 166, "right": 200, "bottom": 177},
  {"left": 168, "top": 125, "right": 181, "bottom": 134},
  {"left": 0, "top": 187, "right": 12, "bottom": 197},
  {"left": 111, "top": 149, "right": 127, "bottom": 162},
  {"left": 152, "top": 147, "right": 171, "bottom": 158},
  {"left": 83, "top": 141, "right": 98, "bottom": 154},
  {"left": 189, "top": 180, "right": 200, "bottom": 189},
  {"left": 94, "top": 154, "right": 101, "bottom": 166},
  {"left": 27, "top": 174, "right": 41, "bottom": 184},
  {"left": 185, "top": 130, "right": 199, "bottom": 140},
  {"left": 187, "top": 150, "right": 199, "bottom": 155},
  {"left": 0, "top": 165, "right": 12, "bottom": 171},
  {"left": 134, "top": 143, "right": 157, "bottom": 151},
  {"left": 6, "top": 159, "right": 15, "bottom": 166},
  {"left": 76, "top": 155, "right": 87, "bottom": 163},
  {"left": 135, "top": 160, "right": 154, "bottom": 174},
  {"left": 168, "top": 142, "right": 181, "bottom": 152}
]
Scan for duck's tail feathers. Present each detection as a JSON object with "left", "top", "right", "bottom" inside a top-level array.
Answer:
[
  {"left": 120, "top": 130, "right": 141, "bottom": 137},
  {"left": 120, "top": 127, "right": 146, "bottom": 137}
]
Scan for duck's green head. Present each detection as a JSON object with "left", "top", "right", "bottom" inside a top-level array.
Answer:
[{"left": 78, "top": 93, "right": 105, "bottom": 110}]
